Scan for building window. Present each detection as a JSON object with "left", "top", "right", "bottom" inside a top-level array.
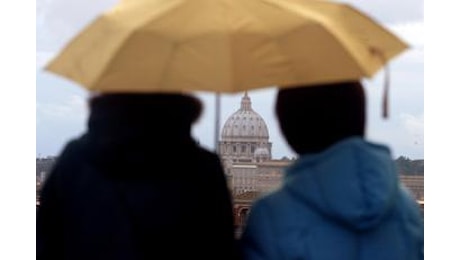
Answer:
[{"left": 242, "top": 145, "right": 246, "bottom": 153}]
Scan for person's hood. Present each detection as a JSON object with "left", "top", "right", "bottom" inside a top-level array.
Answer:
[
  {"left": 284, "top": 137, "right": 398, "bottom": 231},
  {"left": 82, "top": 94, "right": 200, "bottom": 178}
]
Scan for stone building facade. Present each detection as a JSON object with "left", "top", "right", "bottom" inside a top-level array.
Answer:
[
  {"left": 218, "top": 93, "right": 293, "bottom": 235},
  {"left": 36, "top": 157, "right": 58, "bottom": 206},
  {"left": 399, "top": 175, "right": 424, "bottom": 201}
]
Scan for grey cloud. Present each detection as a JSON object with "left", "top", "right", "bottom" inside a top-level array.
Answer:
[
  {"left": 339, "top": 0, "right": 423, "bottom": 24},
  {"left": 401, "top": 113, "right": 424, "bottom": 139},
  {"left": 366, "top": 112, "right": 424, "bottom": 159},
  {"left": 37, "top": 0, "right": 117, "bottom": 51}
]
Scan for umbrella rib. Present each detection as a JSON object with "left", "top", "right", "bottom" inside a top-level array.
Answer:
[
  {"left": 258, "top": 0, "right": 326, "bottom": 82},
  {"left": 90, "top": 25, "right": 139, "bottom": 91},
  {"left": 91, "top": 1, "right": 185, "bottom": 91},
  {"left": 157, "top": 43, "right": 178, "bottom": 92},
  {"left": 319, "top": 23, "right": 370, "bottom": 77},
  {"left": 340, "top": 4, "right": 409, "bottom": 75},
  {"left": 234, "top": 0, "right": 300, "bottom": 86},
  {"left": 264, "top": 0, "right": 369, "bottom": 78},
  {"left": 322, "top": 4, "right": 382, "bottom": 77}
]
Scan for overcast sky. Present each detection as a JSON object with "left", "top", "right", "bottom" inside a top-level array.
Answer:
[{"left": 36, "top": 0, "right": 424, "bottom": 160}]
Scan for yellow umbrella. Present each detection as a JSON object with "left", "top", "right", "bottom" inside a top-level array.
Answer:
[{"left": 45, "top": 0, "right": 408, "bottom": 94}]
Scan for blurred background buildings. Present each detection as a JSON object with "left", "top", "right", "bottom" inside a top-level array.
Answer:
[{"left": 36, "top": 93, "right": 424, "bottom": 233}]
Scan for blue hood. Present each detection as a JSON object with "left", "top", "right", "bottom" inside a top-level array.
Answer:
[{"left": 284, "top": 137, "right": 398, "bottom": 231}]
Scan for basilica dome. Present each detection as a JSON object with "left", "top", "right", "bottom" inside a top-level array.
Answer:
[
  {"left": 218, "top": 92, "right": 272, "bottom": 163},
  {"left": 221, "top": 93, "right": 269, "bottom": 140}
]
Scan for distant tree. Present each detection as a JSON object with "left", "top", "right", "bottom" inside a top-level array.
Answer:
[
  {"left": 36, "top": 157, "right": 58, "bottom": 177},
  {"left": 394, "top": 156, "right": 423, "bottom": 176}
]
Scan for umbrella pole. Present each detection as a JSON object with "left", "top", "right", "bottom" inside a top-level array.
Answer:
[{"left": 214, "top": 93, "right": 221, "bottom": 153}]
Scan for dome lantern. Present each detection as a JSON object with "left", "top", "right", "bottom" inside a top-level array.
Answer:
[{"left": 241, "top": 91, "right": 252, "bottom": 111}]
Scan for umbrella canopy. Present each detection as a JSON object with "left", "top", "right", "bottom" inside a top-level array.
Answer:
[{"left": 46, "top": 0, "right": 408, "bottom": 94}]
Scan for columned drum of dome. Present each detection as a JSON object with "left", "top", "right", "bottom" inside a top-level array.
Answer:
[{"left": 219, "top": 93, "right": 272, "bottom": 163}]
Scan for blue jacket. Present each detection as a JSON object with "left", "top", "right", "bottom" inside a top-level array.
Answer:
[{"left": 240, "top": 137, "right": 423, "bottom": 260}]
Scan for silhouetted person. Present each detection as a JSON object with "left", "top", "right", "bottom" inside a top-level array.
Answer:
[
  {"left": 239, "top": 82, "right": 423, "bottom": 260},
  {"left": 37, "top": 93, "right": 238, "bottom": 260}
]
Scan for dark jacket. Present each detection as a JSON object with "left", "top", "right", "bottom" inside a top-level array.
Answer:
[
  {"left": 240, "top": 137, "right": 423, "bottom": 260},
  {"left": 37, "top": 94, "right": 238, "bottom": 260}
]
